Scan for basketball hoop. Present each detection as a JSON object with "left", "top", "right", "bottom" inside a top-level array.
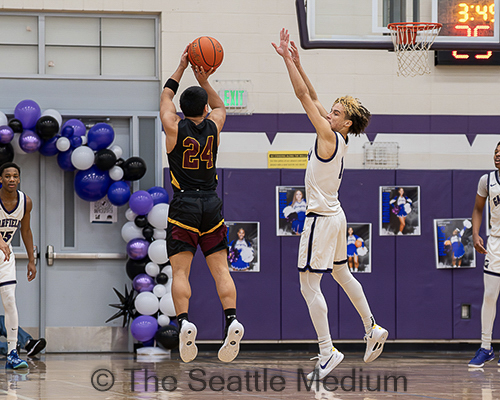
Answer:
[{"left": 387, "top": 22, "right": 442, "bottom": 77}]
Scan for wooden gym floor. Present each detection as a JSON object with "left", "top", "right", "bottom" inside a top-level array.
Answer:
[{"left": 1, "top": 349, "right": 496, "bottom": 399}]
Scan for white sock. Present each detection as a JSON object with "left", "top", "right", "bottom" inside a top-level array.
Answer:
[
  {"left": 1, "top": 284, "right": 19, "bottom": 354},
  {"left": 481, "top": 273, "right": 500, "bottom": 349}
]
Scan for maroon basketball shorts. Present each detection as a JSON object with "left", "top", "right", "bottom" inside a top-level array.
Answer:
[{"left": 167, "top": 190, "right": 228, "bottom": 257}]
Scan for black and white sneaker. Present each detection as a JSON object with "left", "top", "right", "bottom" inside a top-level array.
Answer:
[
  {"left": 25, "top": 339, "right": 46, "bottom": 357},
  {"left": 218, "top": 319, "right": 244, "bottom": 362}
]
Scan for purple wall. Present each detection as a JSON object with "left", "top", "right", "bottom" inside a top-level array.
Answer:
[{"left": 164, "top": 168, "right": 490, "bottom": 341}]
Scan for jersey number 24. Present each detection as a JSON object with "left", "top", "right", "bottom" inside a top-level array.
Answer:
[{"left": 182, "top": 136, "right": 214, "bottom": 170}]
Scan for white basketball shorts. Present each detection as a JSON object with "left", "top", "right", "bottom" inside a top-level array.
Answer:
[
  {"left": 485, "top": 235, "right": 500, "bottom": 276},
  {"left": 298, "top": 210, "right": 347, "bottom": 273}
]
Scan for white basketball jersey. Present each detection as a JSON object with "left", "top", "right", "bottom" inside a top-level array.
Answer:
[
  {"left": 305, "top": 133, "right": 348, "bottom": 216},
  {"left": 487, "top": 171, "right": 500, "bottom": 237},
  {"left": 0, "top": 190, "right": 25, "bottom": 245}
]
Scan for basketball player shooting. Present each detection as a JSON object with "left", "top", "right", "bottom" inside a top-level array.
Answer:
[
  {"left": 0, "top": 162, "right": 36, "bottom": 369},
  {"left": 160, "top": 45, "right": 244, "bottom": 364},
  {"left": 272, "top": 28, "right": 388, "bottom": 380}
]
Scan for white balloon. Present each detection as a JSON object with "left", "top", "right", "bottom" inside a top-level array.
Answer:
[
  {"left": 134, "top": 291, "right": 159, "bottom": 316},
  {"left": 109, "top": 166, "right": 124, "bottom": 181},
  {"left": 81, "top": 135, "right": 88, "bottom": 145},
  {"left": 161, "top": 265, "right": 173, "bottom": 280},
  {"left": 125, "top": 208, "right": 137, "bottom": 222},
  {"left": 157, "top": 314, "right": 171, "bottom": 327},
  {"left": 147, "top": 203, "right": 169, "bottom": 230},
  {"left": 148, "top": 239, "right": 168, "bottom": 264},
  {"left": 71, "top": 146, "right": 94, "bottom": 170},
  {"left": 145, "top": 262, "right": 160, "bottom": 277},
  {"left": 0, "top": 111, "right": 7, "bottom": 126},
  {"left": 41, "top": 109, "right": 62, "bottom": 128},
  {"left": 12, "top": 133, "right": 27, "bottom": 155},
  {"left": 110, "top": 145, "right": 123, "bottom": 159},
  {"left": 153, "top": 284, "right": 168, "bottom": 298},
  {"left": 121, "top": 221, "right": 144, "bottom": 242},
  {"left": 153, "top": 229, "right": 166, "bottom": 240},
  {"left": 159, "top": 293, "right": 176, "bottom": 317},
  {"left": 56, "top": 136, "right": 71, "bottom": 152}
]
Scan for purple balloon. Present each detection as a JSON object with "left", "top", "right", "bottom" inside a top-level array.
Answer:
[
  {"left": 61, "top": 125, "right": 74, "bottom": 138},
  {"left": 57, "top": 149, "right": 75, "bottom": 171},
  {"left": 0, "top": 126, "right": 14, "bottom": 144},
  {"left": 129, "top": 190, "right": 154, "bottom": 216},
  {"left": 130, "top": 315, "right": 158, "bottom": 342},
  {"left": 19, "top": 130, "right": 41, "bottom": 153},
  {"left": 70, "top": 135, "right": 83, "bottom": 148},
  {"left": 74, "top": 165, "right": 111, "bottom": 202},
  {"left": 87, "top": 123, "right": 115, "bottom": 151},
  {"left": 62, "top": 119, "right": 86, "bottom": 137},
  {"left": 132, "top": 273, "right": 155, "bottom": 293},
  {"left": 147, "top": 186, "right": 170, "bottom": 205},
  {"left": 127, "top": 238, "right": 150, "bottom": 260},
  {"left": 14, "top": 99, "right": 41, "bottom": 130},
  {"left": 107, "top": 181, "right": 131, "bottom": 206},
  {"left": 39, "top": 136, "right": 60, "bottom": 157}
]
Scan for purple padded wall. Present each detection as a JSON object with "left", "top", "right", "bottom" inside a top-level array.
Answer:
[
  {"left": 395, "top": 170, "right": 453, "bottom": 339},
  {"left": 339, "top": 170, "right": 397, "bottom": 339},
  {"left": 223, "top": 169, "right": 282, "bottom": 340},
  {"left": 452, "top": 170, "right": 489, "bottom": 339}
]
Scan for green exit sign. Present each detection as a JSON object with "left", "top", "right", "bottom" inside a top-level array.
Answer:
[{"left": 219, "top": 89, "right": 247, "bottom": 108}]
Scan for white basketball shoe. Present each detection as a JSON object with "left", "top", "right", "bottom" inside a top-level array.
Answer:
[
  {"left": 307, "top": 347, "right": 344, "bottom": 380},
  {"left": 218, "top": 319, "right": 244, "bottom": 362},
  {"left": 364, "top": 324, "right": 388, "bottom": 363},
  {"left": 179, "top": 321, "right": 198, "bottom": 363}
]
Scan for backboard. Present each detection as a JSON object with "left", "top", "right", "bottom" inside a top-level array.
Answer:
[{"left": 296, "top": 0, "right": 500, "bottom": 50}]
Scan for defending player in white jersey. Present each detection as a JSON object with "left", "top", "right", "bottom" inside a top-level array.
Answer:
[
  {"left": 0, "top": 162, "right": 36, "bottom": 369},
  {"left": 469, "top": 142, "right": 500, "bottom": 367},
  {"left": 273, "top": 28, "right": 388, "bottom": 380}
]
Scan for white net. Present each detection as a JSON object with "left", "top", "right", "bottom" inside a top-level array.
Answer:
[
  {"left": 363, "top": 142, "right": 399, "bottom": 169},
  {"left": 388, "top": 23, "right": 442, "bottom": 77}
]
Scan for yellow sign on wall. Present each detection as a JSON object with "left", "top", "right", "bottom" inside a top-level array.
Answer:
[{"left": 268, "top": 151, "right": 309, "bottom": 169}]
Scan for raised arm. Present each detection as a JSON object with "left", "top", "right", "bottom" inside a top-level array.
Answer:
[
  {"left": 272, "top": 29, "right": 336, "bottom": 153},
  {"left": 289, "top": 40, "right": 328, "bottom": 118},
  {"left": 472, "top": 194, "right": 487, "bottom": 254},
  {"left": 192, "top": 66, "right": 226, "bottom": 143},
  {"left": 20, "top": 195, "right": 36, "bottom": 281},
  {"left": 160, "top": 46, "right": 190, "bottom": 153}
]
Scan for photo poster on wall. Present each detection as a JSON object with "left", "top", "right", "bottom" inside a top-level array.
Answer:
[
  {"left": 226, "top": 221, "right": 260, "bottom": 272},
  {"left": 380, "top": 186, "right": 421, "bottom": 236},
  {"left": 346, "top": 223, "right": 372, "bottom": 273},
  {"left": 276, "top": 186, "right": 307, "bottom": 236},
  {"left": 434, "top": 218, "right": 475, "bottom": 269}
]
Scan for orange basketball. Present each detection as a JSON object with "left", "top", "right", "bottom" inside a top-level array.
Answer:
[
  {"left": 188, "top": 36, "right": 224, "bottom": 72},
  {"left": 355, "top": 239, "right": 363, "bottom": 248}
]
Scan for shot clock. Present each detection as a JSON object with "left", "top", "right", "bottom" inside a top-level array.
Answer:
[{"left": 435, "top": 0, "right": 500, "bottom": 64}]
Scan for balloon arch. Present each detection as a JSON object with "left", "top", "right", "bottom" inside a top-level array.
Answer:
[{"left": 0, "top": 99, "right": 178, "bottom": 352}]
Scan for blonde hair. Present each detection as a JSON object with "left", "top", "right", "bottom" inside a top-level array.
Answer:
[{"left": 333, "top": 96, "right": 371, "bottom": 136}]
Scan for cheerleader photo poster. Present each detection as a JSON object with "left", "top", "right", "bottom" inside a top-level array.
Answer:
[
  {"left": 380, "top": 186, "right": 421, "bottom": 236},
  {"left": 226, "top": 222, "right": 260, "bottom": 272},
  {"left": 434, "top": 218, "right": 475, "bottom": 269},
  {"left": 347, "top": 223, "right": 372, "bottom": 273},
  {"left": 276, "top": 186, "right": 307, "bottom": 236}
]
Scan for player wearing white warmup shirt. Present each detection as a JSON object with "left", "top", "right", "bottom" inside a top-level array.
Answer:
[
  {"left": 273, "top": 29, "right": 388, "bottom": 381},
  {"left": 0, "top": 162, "right": 36, "bottom": 370},
  {"left": 469, "top": 142, "right": 500, "bottom": 367}
]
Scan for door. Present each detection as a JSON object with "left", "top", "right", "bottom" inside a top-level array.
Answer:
[{"left": 12, "top": 117, "right": 135, "bottom": 352}]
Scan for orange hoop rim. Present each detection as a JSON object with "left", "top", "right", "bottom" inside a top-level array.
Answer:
[{"left": 387, "top": 22, "right": 443, "bottom": 32}]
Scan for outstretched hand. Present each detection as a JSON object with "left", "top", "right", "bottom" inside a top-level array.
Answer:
[
  {"left": 272, "top": 28, "right": 291, "bottom": 58},
  {"left": 290, "top": 40, "right": 301, "bottom": 65}
]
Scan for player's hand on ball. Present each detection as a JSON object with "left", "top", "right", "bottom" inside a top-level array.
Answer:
[{"left": 179, "top": 44, "right": 190, "bottom": 70}]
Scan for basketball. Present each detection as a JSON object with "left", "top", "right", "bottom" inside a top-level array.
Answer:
[
  {"left": 355, "top": 239, "right": 363, "bottom": 248},
  {"left": 188, "top": 36, "right": 224, "bottom": 72}
]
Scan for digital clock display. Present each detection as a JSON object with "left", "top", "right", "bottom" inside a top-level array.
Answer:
[{"left": 438, "top": 0, "right": 495, "bottom": 37}]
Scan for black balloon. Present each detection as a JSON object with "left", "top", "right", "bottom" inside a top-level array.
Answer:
[
  {"left": 125, "top": 257, "right": 149, "bottom": 280},
  {"left": 156, "top": 272, "right": 168, "bottom": 285},
  {"left": 0, "top": 144, "right": 14, "bottom": 165},
  {"left": 35, "top": 116, "right": 59, "bottom": 141},
  {"left": 142, "top": 226, "right": 154, "bottom": 242},
  {"left": 134, "top": 215, "right": 148, "bottom": 228},
  {"left": 122, "top": 157, "right": 147, "bottom": 181},
  {"left": 8, "top": 119, "right": 23, "bottom": 134},
  {"left": 115, "top": 158, "right": 125, "bottom": 167},
  {"left": 94, "top": 148, "right": 117, "bottom": 171},
  {"left": 155, "top": 325, "right": 179, "bottom": 350}
]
